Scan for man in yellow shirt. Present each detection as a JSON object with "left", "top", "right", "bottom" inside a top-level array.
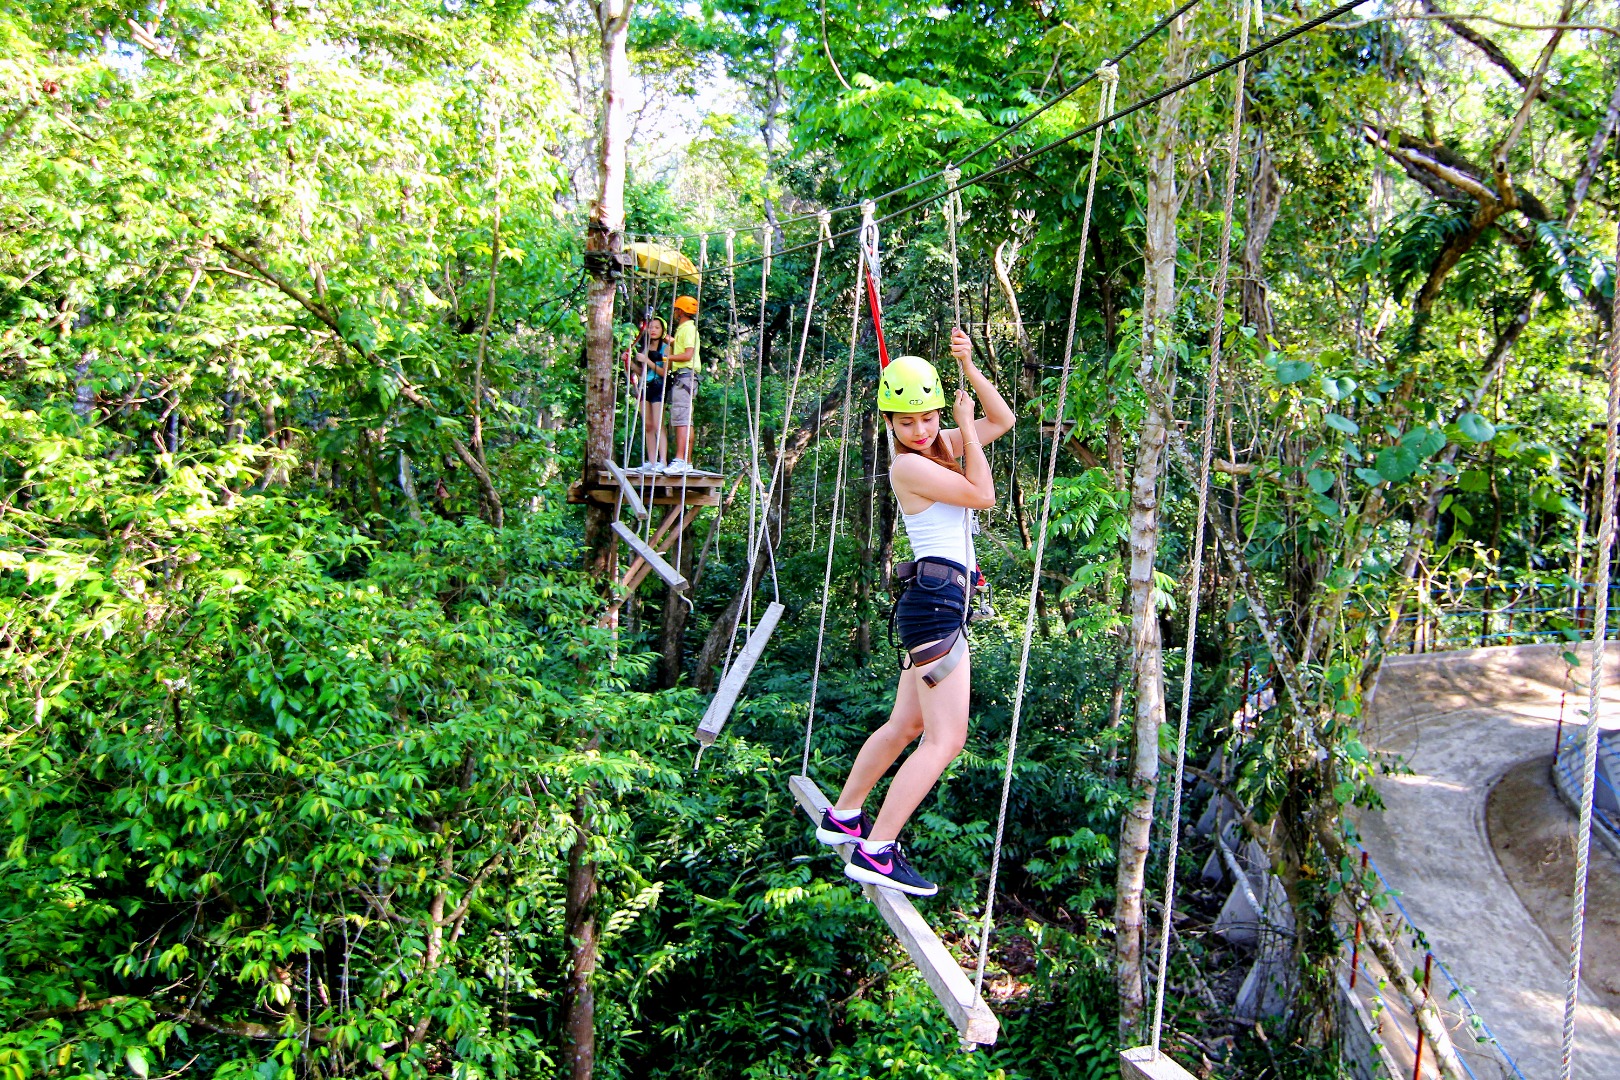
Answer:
[{"left": 665, "top": 294, "right": 702, "bottom": 474}]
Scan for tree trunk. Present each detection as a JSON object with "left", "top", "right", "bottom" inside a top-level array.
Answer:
[
  {"left": 1114, "top": 11, "right": 1190, "bottom": 1042},
  {"left": 657, "top": 523, "right": 696, "bottom": 688},
  {"left": 566, "top": 2, "right": 632, "bottom": 1076},
  {"left": 993, "top": 239, "right": 1039, "bottom": 400},
  {"left": 581, "top": 0, "right": 632, "bottom": 590},
  {"left": 563, "top": 785, "right": 598, "bottom": 1080},
  {"left": 1240, "top": 125, "right": 1281, "bottom": 339},
  {"left": 1009, "top": 471, "right": 1051, "bottom": 637}
]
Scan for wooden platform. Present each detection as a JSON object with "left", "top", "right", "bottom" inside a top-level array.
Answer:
[
  {"left": 1119, "top": 1047, "right": 1198, "bottom": 1079},
  {"left": 569, "top": 466, "right": 724, "bottom": 508},
  {"left": 788, "top": 775, "right": 1000, "bottom": 1046}
]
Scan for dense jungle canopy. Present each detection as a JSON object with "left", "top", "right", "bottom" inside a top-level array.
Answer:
[{"left": 2, "top": 0, "right": 1617, "bottom": 1077}]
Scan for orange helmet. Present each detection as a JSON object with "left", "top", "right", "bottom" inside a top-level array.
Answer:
[{"left": 673, "top": 295, "right": 698, "bottom": 316}]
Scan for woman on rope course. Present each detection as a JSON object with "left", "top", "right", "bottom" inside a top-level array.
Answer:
[
  {"left": 622, "top": 314, "right": 669, "bottom": 472},
  {"left": 814, "top": 329, "right": 1013, "bottom": 897}
]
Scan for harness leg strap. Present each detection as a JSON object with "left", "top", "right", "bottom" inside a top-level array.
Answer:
[{"left": 918, "top": 631, "right": 969, "bottom": 689}]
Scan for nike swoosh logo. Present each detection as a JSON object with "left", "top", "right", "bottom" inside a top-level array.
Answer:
[
  {"left": 867, "top": 855, "right": 894, "bottom": 872},
  {"left": 832, "top": 818, "right": 863, "bottom": 835}
]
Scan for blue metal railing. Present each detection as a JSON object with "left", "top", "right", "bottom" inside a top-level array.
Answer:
[{"left": 1351, "top": 847, "right": 1529, "bottom": 1080}]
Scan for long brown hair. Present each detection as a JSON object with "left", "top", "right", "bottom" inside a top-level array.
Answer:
[{"left": 888, "top": 413, "right": 965, "bottom": 476}]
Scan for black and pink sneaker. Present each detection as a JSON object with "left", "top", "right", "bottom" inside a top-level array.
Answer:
[
  {"left": 844, "top": 842, "right": 938, "bottom": 897},
  {"left": 815, "top": 807, "right": 870, "bottom": 846}
]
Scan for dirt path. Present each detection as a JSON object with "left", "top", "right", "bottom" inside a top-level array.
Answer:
[{"left": 1360, "top": 643, "right": 1620, "bottom": 1080}]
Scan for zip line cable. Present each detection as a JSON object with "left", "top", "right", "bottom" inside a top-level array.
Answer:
[
  {"left": 637, "top": 0, "right": 1204, "bottom": 245},
  {"left": 1150, "top": 0, "right": 1250, "bottom": 1052},
  {"left": 694, "top": 0, "right": 1372, "bottom": 277}
]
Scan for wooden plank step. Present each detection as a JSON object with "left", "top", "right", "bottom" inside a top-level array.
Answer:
[
  {"left": 787, "top": 774, "right": 1000, "bottom": 1047},
  {"left": 696, "top": 602, "right": 785, "bottom": 747},
  {"left": 611, "top": 520, "right": 686, "bottom": 591},
  {"left": 619, "top": 505, "right": 690, "bottom": 595},
  {"left": 1119, "top": 1047, "right": 1198, "bottom": 1080},
  {"left": 605, "top": 459, "right": 648, "bottom": 521}
]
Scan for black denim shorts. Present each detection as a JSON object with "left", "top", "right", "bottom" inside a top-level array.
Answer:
[{"left": 893, "top": 558, "right": 968, "bottom": 652}]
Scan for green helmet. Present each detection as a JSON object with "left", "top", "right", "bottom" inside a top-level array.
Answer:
[{"left": 877, "top": 355, "right": 946, "bottom": 413}]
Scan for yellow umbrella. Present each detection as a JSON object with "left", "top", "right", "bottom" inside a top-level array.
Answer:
[{"left": 625, "top": 241, "right": 701, "bottom": 284}]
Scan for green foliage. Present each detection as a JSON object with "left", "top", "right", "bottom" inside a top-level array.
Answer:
[{"left": 4, "top": 0, "right": 1616, "bottom": 1075}]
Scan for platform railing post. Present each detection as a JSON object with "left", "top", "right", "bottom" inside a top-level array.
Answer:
[
  {"left": 1411, "top": 951, "right": 1432, "bottom": 1080},
  {"left": 1349, "top": 851, "right": 1368, "bottom": 989}
]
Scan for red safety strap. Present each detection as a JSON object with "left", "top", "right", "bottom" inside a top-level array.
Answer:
[{"left": 865, "top": 266, "right": 890, "bottom": 369}]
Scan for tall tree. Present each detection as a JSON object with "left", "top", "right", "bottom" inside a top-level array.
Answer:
[
  {"left": 569, "top": 0, "right": 634, "bottom": 1075},
  {"left": 1114, "top": 10, "right": 1192, "bottom": 1040}
]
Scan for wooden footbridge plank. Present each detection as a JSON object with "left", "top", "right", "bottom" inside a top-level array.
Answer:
[
  {"left": 619, "top": 506, "right": 690, "bottom": 595},
  {"left": 605, "top": 459, "right": 648, "bottom": 521},
  {"left": 696, "top": 601, "right": 784, "bottom": 747},
  {"left": 787, "top": 774, "right": 1000, "bottom": 1047},
  {"left": 611, "top": 520, "right": 685, "bottom": 591},
  {"left": 1119, "top": 1047, "right": 1198, "bottom": 1080}
]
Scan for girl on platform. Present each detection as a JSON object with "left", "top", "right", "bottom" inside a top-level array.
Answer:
[
  {"left": 814, "top": 329, "right": 1013, "bottom": 896},
  {"left": 622, "top": 316, "right": 669, "bottom": 472}
]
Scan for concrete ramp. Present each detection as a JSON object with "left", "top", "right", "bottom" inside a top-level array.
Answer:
[{"left": 1360, "top": 643, "right": 1620, "bottom": 1079}]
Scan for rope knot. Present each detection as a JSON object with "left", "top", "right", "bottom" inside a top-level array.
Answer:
[
  {"left": 1097, "top": 62, "right": 1120, "bottom": 127},
  {"left": 942, "top": 165, "right": 961, "bottom": 189},
  {"left": 816, "top": 209, "right": 832, "bottom": 228}
]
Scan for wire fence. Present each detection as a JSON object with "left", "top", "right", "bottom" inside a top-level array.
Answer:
[
  {"left": 1338, "top": 847, "right": 1529, "bottom": 1080},
  {"left": 1388, "top": 579, "right": 1619, "bottom": 654}
]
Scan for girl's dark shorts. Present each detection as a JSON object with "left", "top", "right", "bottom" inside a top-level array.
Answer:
[
  {"left": 638, "top": 374, "right": 664, "bottom": 404},
  {"left": 894, "top": 558, "right": 968, "bottom": 652}
]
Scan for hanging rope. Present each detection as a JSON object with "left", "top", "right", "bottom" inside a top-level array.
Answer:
[
  {"left": 747, "top": 213, "right": 835, "bottom": 592},
  {"left": 744, "top": 227, "right": 773, "bottom": 633},
  {"left": 812, "top": 323, "right": 828, "bottom": 550},
  {"left": 971, "top": 58, "right": 1117, "bottom": 1005},
  {"left": 802, "top": 246, "right": 867, "bottom": 776},
  {"left": 943, "top": 165, "right": 966, "bottom": 384},
  {"left": 1150, "top": 0, "right": 1249, "bottom": 1051},
  {"left": 1559, "top": 226, "right": 1619, "bottom": 1079},
  {"left": 718, "top": 228, "right": 738, "bottom": 565}
]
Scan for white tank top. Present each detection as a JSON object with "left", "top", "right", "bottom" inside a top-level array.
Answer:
[{"left": 901, "top": 499, "right": 977, "bottom": 569}]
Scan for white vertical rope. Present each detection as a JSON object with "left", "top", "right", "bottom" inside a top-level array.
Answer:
[
  {"left": 747, "top": 213, "right": 833, "bottom": 604},
  {"left": 972, "top": 60, "right": 1116, "bottom": 1003},
  {"left": 1151, "top": 0, "right": 1249, "bottom": 1052},
  {"left": 735, "top": 227, "right": 771, "bottom": 660},
  {"left": 803, "top": 247, "right": 866, "bottom": 777},
  {"left": 1559, "top": 226, "right": 1619, "bottom": 1079},
  {"left": 812, "top": 324, "right": 828, "bottom": 550},
  {"left": 943, "top": 165, "right": 965, "bottom": 384},
  {"left": 718, "top": 229, "right": 738, "bottom": 565}
]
